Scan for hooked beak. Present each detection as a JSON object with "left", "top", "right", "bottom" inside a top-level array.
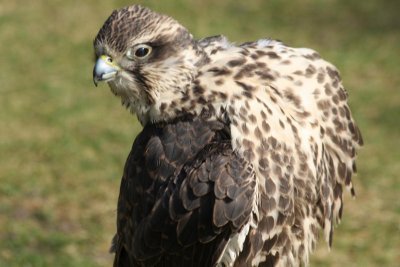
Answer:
[{"left": 93, "top": 55, "right": 119, "bottom": 86}]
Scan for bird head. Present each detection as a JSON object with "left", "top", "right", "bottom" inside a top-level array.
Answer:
[{"left": 93, "top": 5, "right": 206, "bottom": 124}]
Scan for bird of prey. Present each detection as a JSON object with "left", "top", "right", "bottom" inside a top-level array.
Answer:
[{"left": 93, "top": 5, "right": 363, "bottom": 267}]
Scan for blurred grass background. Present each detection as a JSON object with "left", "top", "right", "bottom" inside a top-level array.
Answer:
[{"left": 0, "top": 0, "right": 399, "bottom": 266}]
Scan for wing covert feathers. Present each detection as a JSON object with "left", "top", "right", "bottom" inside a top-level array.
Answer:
[{"left": 114, "top": 116, "right": 256, "bottom": 266}]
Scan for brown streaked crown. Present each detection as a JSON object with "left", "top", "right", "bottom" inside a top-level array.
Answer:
[{"left": 94, "top": 5, "right": 194, "bottom": 55}]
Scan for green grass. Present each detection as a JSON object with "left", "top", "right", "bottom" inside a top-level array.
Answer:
[{"left": 0, "top": 0, "right": 399, "bottom": 266}]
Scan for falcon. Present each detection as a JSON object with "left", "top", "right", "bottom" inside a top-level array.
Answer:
[{"left": 92, "top": 5, "right": 363, "bottom": 267}]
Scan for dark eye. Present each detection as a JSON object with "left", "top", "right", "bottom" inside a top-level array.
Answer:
[
  {"left": 126, "top": 44, "right": 152, "bottom": 59},
  {"left": 135, "top": 47, "right": 150, "bottom": 57}
]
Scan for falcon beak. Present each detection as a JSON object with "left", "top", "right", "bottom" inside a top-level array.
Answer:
[{"left": 93, "top": 55, "right": 119, "bottom": 86}]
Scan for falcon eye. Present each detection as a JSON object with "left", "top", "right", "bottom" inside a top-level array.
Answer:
[
  {"left": 126, "top": 44, "right": 152, "bottom": 60},
  {"left": 135, "top": 47, "right": 150, "bottom": 57}
]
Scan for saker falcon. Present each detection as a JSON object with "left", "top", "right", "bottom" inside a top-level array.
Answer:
[{"left": 92, "top": 5, "right": 363, "bottom": 267}]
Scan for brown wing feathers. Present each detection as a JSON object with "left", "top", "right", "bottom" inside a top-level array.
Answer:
[{"left": 114, "top": 116, "right": 255, "bottom": 266}]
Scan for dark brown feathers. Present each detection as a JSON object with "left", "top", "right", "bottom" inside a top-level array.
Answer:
[{"left": 113, "top": 115, "right": 255, "bottom": 267}]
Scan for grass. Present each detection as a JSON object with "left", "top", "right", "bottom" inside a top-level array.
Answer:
[{"left": 0, "top": 0, "right": 399, "bottom": 266}]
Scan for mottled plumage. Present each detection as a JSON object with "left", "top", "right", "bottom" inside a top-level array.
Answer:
[{"left": 93, "top": 5, "right": 363, "bottom": 267}]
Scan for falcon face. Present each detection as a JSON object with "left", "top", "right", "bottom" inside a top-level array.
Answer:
[
  {"left": 93, "top": 5, "right": 205, "bottom": 123},
  {"left": 93, "top": 4, "right": 363, "bottom": 267}
]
